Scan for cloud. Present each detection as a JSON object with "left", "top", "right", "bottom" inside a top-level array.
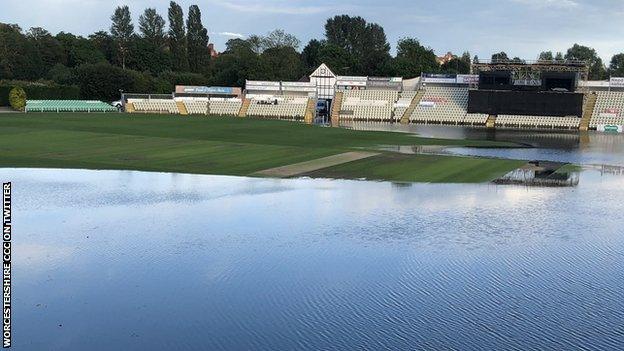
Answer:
[
  {"left": 510, "top": 0, "right": 579, "bottom": 9},
  {"left": 215, "top": 31, "right": 246, "bottom": 39},
  {"left": 208, "top": 0, "right": 336, "bottom": 15}
]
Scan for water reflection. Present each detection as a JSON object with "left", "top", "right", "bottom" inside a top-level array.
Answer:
[
  {"left": 494, "top": 164, "right": 580, "bottom": 187},
  {"left": 343, "top": 122, "right": 624, "bottom": 166},
  {"left": 5, "top": 168, "right": 624, "bottom": 351}
]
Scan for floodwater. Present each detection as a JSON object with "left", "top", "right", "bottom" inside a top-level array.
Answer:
[
  {"left": 343, "top": 122, "right": 624, "bottom": 166},
  {"left": 7, "top": 167, "right": 624, "bottom": 350}
]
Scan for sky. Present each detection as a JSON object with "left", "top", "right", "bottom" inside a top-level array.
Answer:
[{"left": 2, "top": 0, "right": 623, "bottom": 63}]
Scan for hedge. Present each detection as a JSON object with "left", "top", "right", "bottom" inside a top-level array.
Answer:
[{"left": 0, "top": 82, "right": 80, "bottom": 106}]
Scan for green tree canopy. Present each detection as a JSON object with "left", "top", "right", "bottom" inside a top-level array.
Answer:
[
  {"left": 539, "top": 51, "right": 554, "bottom": 61},
  {"left": 26, "top": 27, "right": 64, "bottom": 76},
  {"left": 0, "top": 24, "right": 42, "bottom": 80},
  {"left": 391, "top": 38, "right": 438, "bottom": 78},
  {"left": 110, "top": 5, "right": 134, "bottom": 69},
  {"left": 186, "top": 5, "right": 210, "bottom": 74},
  {"left": 609, "top": 53, "right": 624, "bottom": 77},
  {"left": 324, "top": 15, "right": 391, "bottom": 75},
  {"left": 247, "top": 29, "right": 301, "bottom": 54},
  {"left": 491, "top": 51, "right": 509, "bottom": 62},
  {"left": 56, "top": 32, "right": 106, "bottom": 68},
  {"left": 565, "top": 44, "right": 606, "bottom": 80},
  {"left": 168, "top": 1, "right": 189, "bottom": 72},
  {"left": 301, "top": 39, "right": 323, "bottom": 71},
  {"left": 139, "top": 8, "right": 166, "bottom": 47},
  {"left": 258, "top": 46, "right": 304, "bottom": 81}
]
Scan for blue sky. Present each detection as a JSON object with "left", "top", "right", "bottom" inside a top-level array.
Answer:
[{"left": 2, "top": 0, "right": 623, "bottom": 62}]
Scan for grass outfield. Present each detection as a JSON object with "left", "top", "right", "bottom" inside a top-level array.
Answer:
[
  {"left": 305, "top": 154, "right": 526, "bottom": 183},
  {"left": 0, "top": 113, "right": 525, "bottom": 182}
]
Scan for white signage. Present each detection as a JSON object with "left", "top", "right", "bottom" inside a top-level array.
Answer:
[
  {"left": 610, "top": 77, "right": 624, "bottom": 88},
  {"left": 456, "top": 74, "right": 479, "bottom": 84}
]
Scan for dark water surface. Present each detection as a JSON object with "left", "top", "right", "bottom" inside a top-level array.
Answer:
[{"left": 6, "top": 168, "right": 624, "bottom": 350}]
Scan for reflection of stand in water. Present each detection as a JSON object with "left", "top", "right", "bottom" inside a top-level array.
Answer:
[
  {"left": 493, "top": 161, "right": 580, "bottom": 187},
  {"left": 600, "top": 165, "right": 624, "bottom": 176}
]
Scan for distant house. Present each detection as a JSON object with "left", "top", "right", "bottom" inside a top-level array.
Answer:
[
  {"left": 436, "top": 52, "right": 454, "bottom": 65},
  {"left": 208, "top": 43, "right": 219, "bottom": 58}
]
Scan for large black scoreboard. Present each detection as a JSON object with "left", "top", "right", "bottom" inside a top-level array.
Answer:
[{"left": 468, "top": 69, "right": 583, "bottom": 116}]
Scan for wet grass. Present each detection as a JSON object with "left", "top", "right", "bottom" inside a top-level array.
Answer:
[
  {"left": 305, "top": 153, "right": 526, "bottom": 183},
  {"left": 0, "top": 113, "right": 525, "bottom": 182}
]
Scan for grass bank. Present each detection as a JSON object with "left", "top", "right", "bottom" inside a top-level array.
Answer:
[{"left": 0, "top": 113, "right": 525, "bottom": 182}]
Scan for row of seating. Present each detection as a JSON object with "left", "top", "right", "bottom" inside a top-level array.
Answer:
[
  {"left": 246, "top": 98, "right": 308, "bottom": 119},
  {"left": 183, "top": 100, "right": 208, "bottom": 115},
  {"left": 496, "top": 115, "right": 580, "bottom": 129},
  {"left": 209, "top": 100, "right": 243, "bottom": 115},
  {"left": 410, "top": 86, "right": 469, "bottom": 124},
  {"left": 340, "top": 89, "right": 403, "bottom": 121},
  {"left": 464, "top": 113, "right": 489, "bottom": 126},
  {"left": 26, "top": 100, "right": 117, "bottom": 113},
  {"left": 132, "top": 99, "right": 179, "bottom": 114},
  {"left": 343, "top": 89, "right": 398, "bottom": 102},
  {"left": 589, "top": 91, "right": 624, "bottom": 128}
]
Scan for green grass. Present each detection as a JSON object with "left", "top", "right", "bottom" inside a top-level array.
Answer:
[
  {"left": 0, "top": 113, "right": 526, "bottom": 182},
  {"left": 305, "top": 153, "right": 526, "bottom": 183},
  {"left": 553, "top": 163, "right": 583, "bottom": 174}
]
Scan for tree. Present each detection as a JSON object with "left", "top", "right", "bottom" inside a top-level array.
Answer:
[
  {"left": 210, "top": 38, "right": 261, "bottom": 86},
  {"left": 73, "top": 63, "right": 131, "bottom": 100},
  {"left": 186, "top": 5, "right": 210, "bottom": 73},
  {"left": 139, "top": 8, "right": 166, "bottom": 47},
  {"left": 491, "top": 51, "right": 509, "bottom": 62},
  {"left": 0, "top": 24, "right": 42, "bottom": 80},
  {"left": 258, "top": 46, "right": 304, "bottom": 81},
  {"left": 555, "top": 52, "right": 564, "bottom": 60},
  {"left": 89, "top": 31, "right": 115, "bottom": 63},
  {"left": 609, "top": 53, "right": 624, "bottom": 77},
  {"left": 56, "top": 32, "right": 106, "bottom": 68},
  {"left": 324, "top": 15, "right": 391, "bottom": 75},
  {"left": 441, "top": 57, "right": 470, "bottom": 74},
  {"left": 168, "top": 1, "right": 189, "bottom": 72},
  {"left": 539, "top": 51, "right": 554, "bottom": 61},
  {"left": 302, "top": 39, "right": 323, "bottom": 70},
  {"left": 565, "top": 44, "right": 606, "bottom": 80},
  {"left": 129, "top": 36, "right": 171, "bottom": 74},
  {"left": 27, "top": 27, "right": 65, "bottom": 76},
  {"left": 391, "top": 38, "right": 438, "bottom": 78},
  {"left": 248, "top": 29, "right": 301, "bottom": 54},
  {"left": 316, "top": 43, "right": 354, "bottom": 76},
  {"left": 110, "top": 5, "right": 134, "bottom": 69}
]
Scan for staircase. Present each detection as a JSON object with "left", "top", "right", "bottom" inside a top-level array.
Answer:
[
  {"left": 304, "top": 99, "right": 316, "bottom": 124},
  {"left": 579, "top": 93, "right": 597, "bottom": 131},
  {"left": 486, "top": 114, "right": 497, "bottom": 128},
  {"left": 238, "top": 98, "right": 251, "bottom": 117},
  {"left": 330, "top": 91, "right": 343, "bottom": 127},
  {"left": 176, "top": 101, "right": 188, "bottom": 115},
  {"left": 400, "top": 89, "right": 425, "bottom": 124},
  {"left": 124, "top": 102, "right": 135, "bottom": 113}
]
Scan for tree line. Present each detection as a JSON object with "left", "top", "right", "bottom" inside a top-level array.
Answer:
[{"left": 1, "top": 2, "right": 624, "bottom": 101}]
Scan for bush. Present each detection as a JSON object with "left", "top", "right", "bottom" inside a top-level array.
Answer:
[{"left": 9, "top": 87, "right": 26, "bottom": 111}]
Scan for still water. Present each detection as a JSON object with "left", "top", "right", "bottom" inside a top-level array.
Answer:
[
  {"left": 344, "top": 122, "right": 624, "bottom": 166},
  {"left": 6, "top": 167, "right": 624, "bottom": 350}
]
